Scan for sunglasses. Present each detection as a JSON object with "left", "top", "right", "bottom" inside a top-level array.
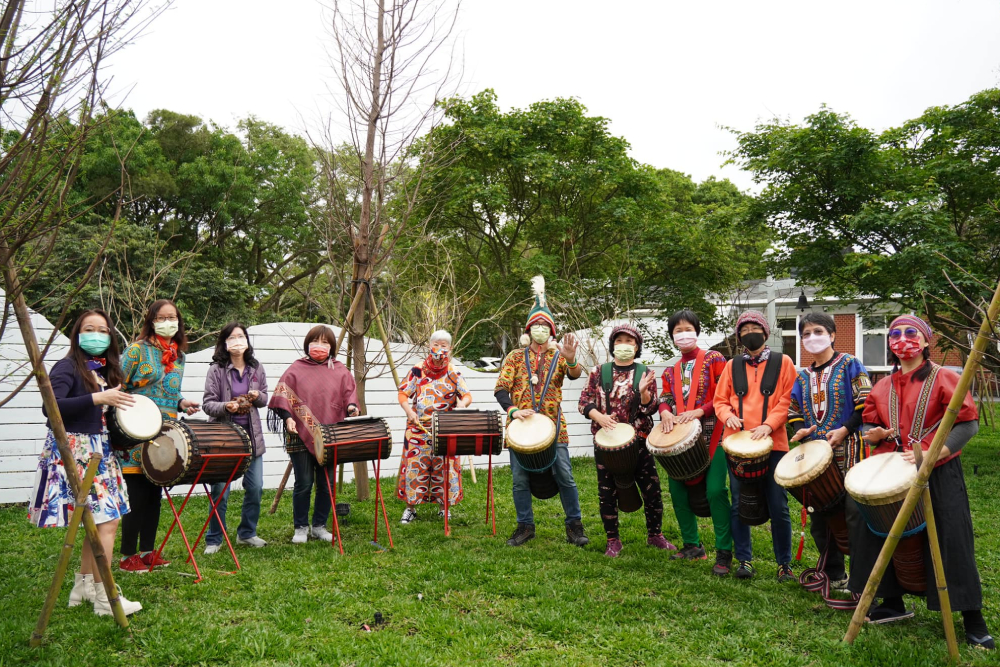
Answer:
[{"left": 888, "top": 327, "right": 920, "bottom": 340}]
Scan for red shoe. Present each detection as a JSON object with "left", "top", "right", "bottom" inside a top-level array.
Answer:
[
  {"left": 605, "top": 537, "right": 623, "bottom": 558},
  {"left": 118, "top": 554, "right": 149, "bottom": 574},
  {"left": 141, "top": 552, "right": 170, "bottom": 569},
  {"left": 647, "top": 534, "right": 677, "bottom": 550}
]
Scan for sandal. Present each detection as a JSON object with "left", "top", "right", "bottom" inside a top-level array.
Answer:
[
  {"left": 865, "top": 605, "right": 915, "bottom": 624},
  {"left": 966, "top": 633, "right": 995, "bottom": 650}
]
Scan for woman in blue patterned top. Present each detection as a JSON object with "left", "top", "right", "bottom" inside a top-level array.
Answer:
[{"left": 117, "top": 299, "right": 201, "bottom": 573}]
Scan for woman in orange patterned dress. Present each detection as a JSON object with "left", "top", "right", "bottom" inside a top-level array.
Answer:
[{"left": 396, "top": 330, "right": 472, "bottom": 524}]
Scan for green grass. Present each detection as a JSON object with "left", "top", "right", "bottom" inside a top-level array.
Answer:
[{"left": 2, "top": 434, "right": 999, "bottom": 667}]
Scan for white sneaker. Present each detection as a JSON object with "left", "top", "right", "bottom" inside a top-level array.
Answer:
[
  {"left": 237, "top": 535, "right": 267, "bottom": 548},
  {"left": 438, "top": 508, "right": 450, "bottom": 520},
  {"left": 204, "top": 543, "right": 221, "bottom": 555},
  {"left": 93, "top": 583, "right": 142, "bottom": 616},
  {"left": 310, "top": 525, "right": 334, "bottom": 542},
  {"left": 68, "top": 572, "right": 95, "bottom": 607},
  {"left": 401, "top": 508, "right": 417, "bottom": 524},
  {"left": 292, "top": 527, "right": 309, "bottom": 544}
]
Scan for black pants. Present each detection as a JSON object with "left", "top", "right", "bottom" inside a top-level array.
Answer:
[
  {"left": 121, "top": 473, "right": 163, "bottom": 556},
  {"left": 290, "top": 450, "right": 333, "bottom": 529},
  {"left": 810, "top": 494, "right": 864, "bottom": 578},
  {"left": 596, "top": 444, "right": 664, "bottom": 539}
]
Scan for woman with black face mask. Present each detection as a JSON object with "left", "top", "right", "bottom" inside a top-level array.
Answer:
[{"left": 713, "top": 310, "right": 798, "bottom": 583}]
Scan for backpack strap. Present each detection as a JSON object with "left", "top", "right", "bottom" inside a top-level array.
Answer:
[
  {"left": 759, "top": 352, "right": 785, "bottom": 422},
  {"left": 732, "top": 357, "right": 749, "bottom": 423},
  {"left": 601, "top": 362, "right": 646, "bottom": 422}
]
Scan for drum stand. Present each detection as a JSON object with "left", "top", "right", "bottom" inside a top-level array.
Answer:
[
  {"left": 440, "top": 435, "right": 500, "bottom": 537},
  {"left": 321, "top": 439, "right": 394, "bottom": 554},
  {"left": 149, "top": 452, "right": 251, "bottom": 584}
]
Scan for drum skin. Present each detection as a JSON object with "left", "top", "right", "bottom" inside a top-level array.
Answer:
[
  {"left": 648, "top": 420, "right": 709, "bottom": 482},
  {"left": 723, "top": 431, "right": 773, "bottom": 481},
  {"left": 774, "top": 440, "right": 846, "bottom": 514},
  {"left": 845, "top": 452, "right": 926, "bottom": 537},
  {"left": 506, "top": 413, "right": 558, "bottom": 473},
  {"left": 107, "top": 394, "right": 163, "bottom": 452}
]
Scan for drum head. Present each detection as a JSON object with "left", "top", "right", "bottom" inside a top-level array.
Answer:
[
  {"left": 647, "top": 419, "right": 701, "bottom": 453},
  {"left": 844, "top": 452, "right": 916, "bottom": 506},
  {"left": 722, "top": 430, "right": 773, "bottom": 458},
  {"left": 116, "top": 394, "right": 163, "bottom": 440},
  {"left": 774, "top": 439, "right": 833, "bottom": 489},
  {"left": 594, "top": 423, "right": 636, "bottom": 450},
  {"left": 506, "top": 413, "right": 557, "bottom": 454},
  {"left": 146, "top": 422, "right": 189, "bottom": 472}
]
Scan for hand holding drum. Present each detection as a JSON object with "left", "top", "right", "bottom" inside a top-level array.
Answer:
[
  {"left": 512, "top": 408, "right": 535, "bottom": 420},
  {"left": 94, "top": 384, "right": 135, "bottom": 409}
]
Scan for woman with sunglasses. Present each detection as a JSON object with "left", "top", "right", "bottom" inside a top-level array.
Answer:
[
  {"left": 851, "top": 315, "right": 993, "bottom": 649},
  {"left": 117, "top": 299, "right": 201, "bottom": 573}
]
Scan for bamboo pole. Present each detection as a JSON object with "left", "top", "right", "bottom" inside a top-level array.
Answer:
[
  {"left": 1, "top": 266, "right": 129, "bottom": 635},
  {"left": 844, "top": 278, "right": 1000, "bottom": 657},
  {"left": 30, "top": 455, "right": 102, "bottom": 646}
]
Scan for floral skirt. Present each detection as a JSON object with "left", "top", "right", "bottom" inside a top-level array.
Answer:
[
  {"left": 395, "top": 428, "right": 462, "bottom": 506},
  {"left": 29, "top": 430, "right": 130, "bottom": 527}
]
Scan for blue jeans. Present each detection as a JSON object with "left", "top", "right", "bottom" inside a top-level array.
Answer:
[
  {"left": 289, "top": 450, "right": 333, "bottom": 529},
  {"left": 510, "top": 442, "right": 582, "bottom": 526},
  {"left": 207, "top": 455, "right": 263, "bottom": 545},
  {"left": 728, "top": 450, "right": 792, "bottom": 564}
]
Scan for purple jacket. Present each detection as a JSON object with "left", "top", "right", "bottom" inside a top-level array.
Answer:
[{"left": 202, "top": 361, "right": 269, "bottom": 458}]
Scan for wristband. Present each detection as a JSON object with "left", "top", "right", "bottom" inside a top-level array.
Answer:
[
  {"left": 566, "top": 359, "right": 578, "bottom": 368},
  {"left": 507, "top": 407, "right": 518, "bottom": 420}
]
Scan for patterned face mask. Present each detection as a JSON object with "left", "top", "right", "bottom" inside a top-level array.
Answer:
[
  {"left": 889, "top": 338, "right": 922, "bottom": 361},
  {"left": 613, "top": 344, "right": 636, "bottom": 362},
  {"left": 430, "top": 343, "right": 449, "bottom": 363}
]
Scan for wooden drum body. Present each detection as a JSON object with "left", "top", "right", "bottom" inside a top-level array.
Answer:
[
  {"left": 845, "top": 452, "right": 928, "bottom": 592},
  {"left": 594, "top": 423, "right": 642, "bottom": 513},
  {"left": 506, "top": 413, "right": 559, "bottom": 499},
  {"left": 107, "top": 394, "right": 163, "bottom": 452},
  {"left": 316, "top": 417, "right": 392, "bottom": 466},
  {"left": 647, "top": 419, "right": 708, "bottom": 482},
  {"left": 142, "top": 420, "right": 252, "bottom": 487},
  {"left": 432, "top": 409, "right": 503, "bottom": 457},
  {"left": 284, "top": 431, "right": 307, "bottom": 454},
  {"left": 723, "top": 431, "right": 773, "bottom": 526}
]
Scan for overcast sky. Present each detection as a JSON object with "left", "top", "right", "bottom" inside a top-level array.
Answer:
[{"left": 108, "top": 0, "right": 1000, "bottom": 191}]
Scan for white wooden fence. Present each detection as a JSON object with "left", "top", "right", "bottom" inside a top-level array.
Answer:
[{"left": 2, "top": 316, "right": 668, "bottom": 504}]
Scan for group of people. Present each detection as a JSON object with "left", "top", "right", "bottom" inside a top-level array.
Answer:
[{"left": 26, "top": 284, "right": 993, "bottom": 650}]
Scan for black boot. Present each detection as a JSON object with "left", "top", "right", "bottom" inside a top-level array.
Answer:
[
  {"left": 506, "top": 523, "right": 535, "bottom": 547},
  {"left": 565, "top": 519, "right": 589, "bottom": 547}
]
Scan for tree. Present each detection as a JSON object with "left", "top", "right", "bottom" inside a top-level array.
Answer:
[{"left": 728, "top": 89, "right": 1000, "bottom": 349}]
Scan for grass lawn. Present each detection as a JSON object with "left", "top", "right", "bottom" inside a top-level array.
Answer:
[{"left": 2, "top": 433, "right": 999, "bottom": 667}]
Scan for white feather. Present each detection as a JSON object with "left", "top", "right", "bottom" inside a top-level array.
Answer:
[{"left": 531, "top": 275, "right": 546, "bottom": 308}]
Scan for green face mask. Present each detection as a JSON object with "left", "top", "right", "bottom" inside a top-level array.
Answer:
[
  {"left": 613, "top": 344, "right": 636, "bottom": 362},
  {"left": 79, "top": 332, "right": 111, "bottom": 356},
  {"left": 530, "top": 325, "right": 551, "bottom": 345}
]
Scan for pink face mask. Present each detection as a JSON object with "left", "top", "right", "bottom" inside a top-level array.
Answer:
[
  {"left": 803, "top": 334, "right": 831, "bottom": 355},
  {"left": 889, "top": 338, "right": 922, "bottom": 361},
  {"left": 673, "top": 331, "right": 698, "bottom": 351},
  {"left": 309, "top": 343, "right": 331, "bottom": 363}
]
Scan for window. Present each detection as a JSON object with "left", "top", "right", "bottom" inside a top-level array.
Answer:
[
  {"left": 779, "top": 318, "right": 798, "bottom": 363},
  {"left": 862, "top": 315, "right": 888, "bottom": 367}
]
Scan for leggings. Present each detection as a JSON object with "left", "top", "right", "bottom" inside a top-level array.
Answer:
[
  {"left": 596, "top": 444, "right": 664, "bottom": 539},
  {"left": 120, "top": 473, "right": 162, "bottom": 556}
]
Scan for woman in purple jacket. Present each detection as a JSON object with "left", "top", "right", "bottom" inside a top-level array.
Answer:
[{"left": 202, "top": 322, "right": 269, "bottom": 553}]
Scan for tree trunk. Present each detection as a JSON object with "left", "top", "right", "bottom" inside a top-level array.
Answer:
[{"left": 347, "top": 299, "right": 370, "bottom": 500}]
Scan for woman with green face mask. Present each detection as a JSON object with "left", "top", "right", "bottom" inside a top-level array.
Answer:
[
  {"left": 29, "top": 309, "right": 142, "bottom": 616},
  {"left": 116, "top": 299, "right": 201, "bottom": 574}
]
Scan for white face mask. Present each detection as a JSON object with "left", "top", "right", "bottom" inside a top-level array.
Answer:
[
  {"left": 153, "top": 320, "right": 179, "bottom": 339},
  {"left": 673, "top": 331, "right": 698, "bottom": 351},
  {"left": 803, "top": 334, "right": 832, "bottom": 355},
  {"left": 613, "top": 344, "right": 636, "bottom": 362},
  {"left": 227, "top": 338, "right": 248, "bottom": 353},
  {"left": 529, "top": 325, "right": 551, "bottom": 345}
]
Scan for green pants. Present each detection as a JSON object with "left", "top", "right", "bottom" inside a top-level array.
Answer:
[{"left": 667, "top": 444, "right": 733, "bottom": 551}]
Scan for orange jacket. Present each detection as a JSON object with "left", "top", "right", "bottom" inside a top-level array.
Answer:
[{"left": 714, "top": 353, "right": 798, "bottom": 452}]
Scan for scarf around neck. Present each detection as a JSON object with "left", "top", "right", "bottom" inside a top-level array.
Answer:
[{"left": 153, "top": 335, "right": 179, "bottom": 373}]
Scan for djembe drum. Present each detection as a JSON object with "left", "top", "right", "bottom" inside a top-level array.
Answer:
[
  {"left": 506, "top": 413, "right": 559, "bottom": 499},
  {"left": 647, "top": 419, "right": 710, "bottom": 517},
  {"left": 845, "top": 452, "right": 927, "bottom": 592},
  {"left": 107, "top": 394, "right": 163, "bottom": 452},
  {"left": 723, "top": 431, "right": 773, "bottom": 526},
  {"left": 774, "top": 439, "right": 849, "bottom": 555},
  {"left": 142, "top": 420, "right": 252, "bottom": 487},
  {"left": 594, "top": 423, "right": 642, "bottom": 513}
]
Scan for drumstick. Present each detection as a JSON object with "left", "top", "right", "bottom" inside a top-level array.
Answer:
[{"left": 269, "top": 461, "right": 293, "bottom": 515}]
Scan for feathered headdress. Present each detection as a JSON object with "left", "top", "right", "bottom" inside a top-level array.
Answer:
[{"left": 520, "top": 275, "right": 557, "bottom": 347}]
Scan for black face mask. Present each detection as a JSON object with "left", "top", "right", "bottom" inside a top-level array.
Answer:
[{"left": 741, "top": 332, "right": 766, "bottom": 352}]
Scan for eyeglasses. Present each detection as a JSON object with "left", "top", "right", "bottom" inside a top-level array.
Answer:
[
  {"left": 153, "top": 316, "right": 179, "bottom": 324},
  {"left": 81, "top": 326, "right": 111, "bottom": 334},
  {"left": 888, "top": 327, "right": 920, "bottom": 340},
  {"left": 226, "top": 335, "right": 247, "bottom": 342}
]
